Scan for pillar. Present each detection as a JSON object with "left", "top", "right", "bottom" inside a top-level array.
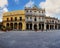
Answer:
[
  {"left": 13, "top": 23, "right": 14, "bottom": 30},
  {"left": 49, "top": 24, "right": 50, "bottom": 30},
  {"left": 41, "top": 24, "right": 42, "bottom": 30},
  {"left": 37, "top": 23, "right": 39, "bottom": 30},
  {"left": 32, "top": 23, "right": 34, "bottom": 30},
  {"left": 29, "top": 24, "right": 30, "bottom": 30},
  {"left": 44, "top": 23, "right": 46, "bottom": 30},
  {"left": 54, "top": 24, "right": 55, "bottom": 30},
  {"left": 17, "top": 23, "right": 19, "bottom": 30},
  {"left": 57, "top": 25, "right": 58, "bottom": 30}
]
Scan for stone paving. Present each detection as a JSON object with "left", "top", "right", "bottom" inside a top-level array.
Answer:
[{"left": 0, "top": 30, "right": 60, "bottom": 48}]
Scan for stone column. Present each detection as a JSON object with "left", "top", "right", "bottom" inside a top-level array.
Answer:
[
  {"left": 57, "top": 25, "right": 58, "bottom": 30},
  {"left": 28, "top": 24, "right": 30, "bottom": 30},
  {"left": 13, "top": 23, "right": 14, "bottom": 30},
  {"left": 54, "top": 24, "right": 55, "bottom": 30},
  {"left": 17, "top": 23, "right": 19, "bottom": 30},
  {"left": 49, "top": 24, "right": 50, "bottom": 30},
  {"left": 41, "top": 24, "right": 42, "bottom": 30},
  {"left": 44, "top": 23, "right": 46, "bottom": 30},
  {"left": 32, "top": 23, "right": 34, "bottom": 30},
  {"left": 37, "top": 23, "right": 39, "bottom": 30}
]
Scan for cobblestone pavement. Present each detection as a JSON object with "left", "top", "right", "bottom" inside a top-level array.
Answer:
[{"left": 0, "top": 30, "right": 60, "bottom": 48}]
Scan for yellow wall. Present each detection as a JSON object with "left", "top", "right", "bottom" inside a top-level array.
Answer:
[{"left": 3, "top": 10, "right": 26, "bottom": 30}]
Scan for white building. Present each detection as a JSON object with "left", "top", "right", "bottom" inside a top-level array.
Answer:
[{"left": 25, "top": 6, "right": 60, "bottom": 30}]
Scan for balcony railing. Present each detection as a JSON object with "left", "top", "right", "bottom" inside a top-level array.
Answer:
[
  {"left": 46, "top": 21, "right": 59, "bottom": 24},
  {"left": 3, "top": 19, "right": 25, "bottom": 22},
  {"left": 25, "top": 12, "right": 45, "bottom": 16},
  {"left": 26, "top": 19, "right": 45, "bottom": 22}
]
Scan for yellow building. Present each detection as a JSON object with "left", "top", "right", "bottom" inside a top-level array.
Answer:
[{"left": 2, "top": 10, "right": 26, "bottom": 30}]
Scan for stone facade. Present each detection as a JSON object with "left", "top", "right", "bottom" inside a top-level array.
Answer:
[
  {"left": 25, "top": 6, "right": 60, "bottom": 30},
  {"left": 2, "top": 6, "right": 60, "bottom": 31},
  {"left": 2, "top": 10, "right": 26, "bottom": 30}
]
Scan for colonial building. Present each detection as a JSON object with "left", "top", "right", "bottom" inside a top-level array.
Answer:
[
  {"left": 25, "top": 6, "right": 46, "bottom": 30},
  {"left": 45, "top": 16, "right": 60, "bottom": 30},
  {"left": 2, "top": 6, "right": 60, "bottom": 31},
  {"left": 2, "top": 10, "right": 26, "bottom": 30},
  {"left": 25, "top": 6, "right": 60, "bottom": 30}
]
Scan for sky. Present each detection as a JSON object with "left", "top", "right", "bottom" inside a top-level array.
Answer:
[{"left": 0, "top": 0, "right": 60, "bottom": 22}]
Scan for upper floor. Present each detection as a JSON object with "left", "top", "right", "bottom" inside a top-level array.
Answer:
[
  {"left": 25, "top": 6, "right": 45, "bottom": 16},
  {"left": 3, "top": 10, "right": 25, "bottom": 22}
]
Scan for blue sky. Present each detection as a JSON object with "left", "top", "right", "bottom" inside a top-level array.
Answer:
[
  {"left": 8, "top": 0, "right": 45, "bottom": 11},
  {"left": 0, "top": 0, "right": 60, "bottom": 22}
]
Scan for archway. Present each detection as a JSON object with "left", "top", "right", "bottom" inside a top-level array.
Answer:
[
  {"left": 42, "top": 24, "right": 44, "bottom": 30},
  {"left": 6, "top": 23, "right": 9, "bottom": 27},
  {"left": 34, "top": 24, "right": 37, "bottom": 30},
  {"left": 30, "top": 23, "right": 32, "bottom": 30},
  {"left": 19, "top": 23, "right": 22, "bottom": 30},
  {"left": 46, "top": 24, "right": 49, "bottom": 30},
  {"left": 39, "top": 24, "right": 41, "bottom": 30},
  {"left": 14, "top": 23, "right": 17, "bottom": 30},
  {"left": 58, "top": 24, "right": 60, "bottom": 29},
  {"left": 26, "top": 23, "right": 29, "bottom": 30},
  {"left": 10, "top": 23, "right": 13, "bottom": 30},
  {"left": 55, "top": 25, "right": 57, "bottom": 29},
  {"left": 6, "top": 23, "right": 10, "bottom": 30}
]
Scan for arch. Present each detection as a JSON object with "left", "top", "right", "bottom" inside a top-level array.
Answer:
[
  {"left": 11, "top": 17, "right": 13, "bottom": 21},
  {"left": 6, "top": 23, "right": 9, "bottom": 27},
  {"left": 39, "top": 24, "right": 41, "bottom": 30},
  {"left": 30, "top": 23, "right": 32, "bottom": 30},
  {"left": 46, "top": 24, "right": 49, "bottom": 30},
  {"left": 42, "top": 24, "right": 44, "bottom": 30},
  {"left": 10, "top": 23, "right": 13, "bottom": 30},
  {"left": 55, "top": 25, "right": 57, "bottom": 29},
  {"left": 19, "top": 23, "right": 22, "bottom": 30},
  {"left": 15, "top": 17, "right": 17, "bottom": 21},
  {"left": 34, "top": 24, "right": 37, "bottom": 30},
  {"left": 14, "top": 23, "right": 17, "bottom": 29},
  {"left": 26, "top": 23, "right": 29, "bottom": 30}
]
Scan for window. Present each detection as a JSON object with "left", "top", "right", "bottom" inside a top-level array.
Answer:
[
  {"left": 52, "top": 20, "right": 54, "bottom": 23},
  {"left": 39, "top": 17, "right": 40, "bottom": 19},
  {"left": 34, "top": 11, "right": 36, "bottom": 12},
  {"left": 39, "top": 11, "right": 40, "bottom": 13},
  {"left": 11, "top": 17, "right": 13, "bottom": 21},
  {"left": 34, "top": 17, "right": 37, "bottom": 21},
  {"left": 15, "top": 17, "right": 17, "bottom": 21},
  {"left": 42, "top": 11, "right": 44, "bottom": 13},
  {"left": 30, "top": 10, "right": 32, "bottom": 12},
  {"left": 30, "top": 17, "right": 32, "bottom": 19},
  {"left": 7, "top": 18, "right": 9, "bottom": 21},
  {"left": 26, "top": 10, "right": 28, "bottom": 12},
  {"left": 40, "top": 11, "right": 42, "bottom": 13},
  {"left": 20, "top": 17, "right": 22, "bottom": 21},
  {"left": 26, "top": 17, "right": 28, "bottom": 19},
  {"left": 6, "top": 23, "right": 9, "bottom": 27}
]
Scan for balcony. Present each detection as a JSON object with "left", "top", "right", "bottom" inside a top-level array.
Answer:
[
  {"left": 25, "top": 12, "right": 45, "bottom": 16},
  {"left": 25, "top": 13, "right": 32, "bottom": 16},
  {"left": 26, "top": 19, "right": 32, "bottom": 22},
  {"left": 46, "top": 21, "right": 57, "bottom": 24},
  {"left": 26, "top": 19, "right": 45, "bottom": 23},
  {"left": 3, "top": 19, "right": 25, "bottom": 22}
]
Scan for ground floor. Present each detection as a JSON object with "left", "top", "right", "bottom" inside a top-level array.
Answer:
[
  {"left": 26, "top": 23, "right": 60, "bottom": 30},
  {"left": 3, "top": 22, "right": 26, "bottom": 30},
  {"left": 3, "top": 22, "right": 60, "bottom": 31}
]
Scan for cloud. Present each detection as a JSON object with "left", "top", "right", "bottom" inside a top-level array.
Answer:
[
  {"left": 0, "top": 0, "right": 8, "bottom": 7},
  {"left": 25, "top": 0, "right": 34, "bottom": 8},
  {"left": 0, "top": 0, "right": 8, "bottom": 22},
  {"left": 39, "top": 0, "right": 60, "bottom": 18}
]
